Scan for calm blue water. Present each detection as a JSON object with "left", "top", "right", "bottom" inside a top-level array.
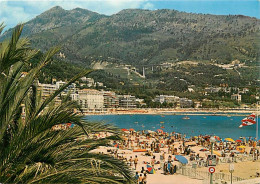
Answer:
[{"left": 84, "top": 114, "right": 259, "bottom": 140}]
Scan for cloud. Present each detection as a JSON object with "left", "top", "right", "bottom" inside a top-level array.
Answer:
[
  {"left": 0, "top": 1, "right": 33, "bottom": 29},
  {"left": 143, "top": 2, "right": 155, "bottom": 10}
]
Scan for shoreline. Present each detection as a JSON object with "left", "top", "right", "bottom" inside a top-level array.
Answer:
[{"left": 82, "top": 108, "right": 257, "bottom": 116}]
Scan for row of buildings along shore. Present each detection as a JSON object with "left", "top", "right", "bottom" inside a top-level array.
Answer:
[
  {"left": 35, "top": 79, "right": 194, "bottom": 113},
  {"left": 28, "top": 73, "right": 256, "bottom": 113}
]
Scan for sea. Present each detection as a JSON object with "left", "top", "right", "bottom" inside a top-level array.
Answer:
[{"left": 84, "top": 113, "right": 259, "bottom": 140}]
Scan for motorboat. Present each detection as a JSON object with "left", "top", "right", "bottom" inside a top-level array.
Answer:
[{"left": 182, "top": 116, "right": 190, "bottom": 120}]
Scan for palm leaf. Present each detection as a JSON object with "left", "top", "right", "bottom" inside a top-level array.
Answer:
[{"left": 0, "top": 23, "right": 134, "bottom": 184}]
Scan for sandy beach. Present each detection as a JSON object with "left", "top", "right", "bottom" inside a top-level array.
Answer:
[
  {"left": 83, "top": 108, "right": 257, "bottom": 116},
  {"left": 92, "top": 129, "right": 260, "bottom": 184}
]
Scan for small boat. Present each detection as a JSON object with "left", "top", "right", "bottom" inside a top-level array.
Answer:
[
  {"left": 134, "top": 122, "right": 138, "bottom": 124},
  {"left": 160, "top": 126, "right": 165, "bottom": 129},
  {"left": 161, "top": 115, "right": 165, "bottom": 117},
  {"left": 182, "top": 116, "right": 190, "bottom": 120},
  {"left": 227, "top": 115, "right": 231, "bottom": 117},
  {"left": 203, "top": 117, "right": 206, "bottom": 119},
  {"left": 141, "top": 124, "right": 145, "bottom": 128},
  {"left": 160, "top": 121, "right": 164, "bottom": 124}
]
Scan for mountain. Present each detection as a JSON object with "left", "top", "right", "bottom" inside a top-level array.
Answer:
[{"left": 1, "top": 6, "right": 259, "bottom": 67}]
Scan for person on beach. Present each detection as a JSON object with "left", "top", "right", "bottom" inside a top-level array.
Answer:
[
  {"left": 142, "top": 173, "right": 147, "bottom": 184},
  {"left": 151, "top": 156, "right": 156, "bottom": 169},
  {"left": 167, "top": 161, "right": 172, "bottom": 174},
  {"left": 134, "top": 172, "right": 139, "bottom": 182},
  {"left": 129, "top": 156, "right": 133, "bottom": 166},
  {"left": 131, "top": 140, "right": 134, "bottom": 149},
  {"left": 163, "top": 162, "right": 168, "bottom": 175},
  {"left": 179, "top": 145, "right": 183, "bottom": 154},
  {"left": 160, "top": 152, "right": 165, "bottom": 170},
  {"left": 141, "top": 167, "right": 147, "bottom": 174},
  {"left": 171, "top": 144, "right": 175, "bottom": 154},
  {"left": 170, "top": 163, "right": 175, "bottom": 174},
  {"left": 196, "top": 153, "right": 200, "bottom": 161},
  {"left": 168, "top": 155, "right": 172, "bottom": 162},
  {"left": 134, "top": 155, "right": 138, "bottom": 170},
  {"left": 173, "top": 164, "right": 177, "bottom": 174},
  {"left": 138, "top": 174, "right": 143, "bottom": 184}
]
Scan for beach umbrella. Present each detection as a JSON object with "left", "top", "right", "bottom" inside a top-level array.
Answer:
[
  {"left": 213, "top": 151, "right": 221, "bottom": 157},
  {"left": 129, "top": 128, "right": 135, "bottom": 131},
  {"left": 235, "top": 140, "right": 242, "bottom": 143},
  {"left": 174, "top": 155, "right": 188, "bottom": 164},
  {"left": 157, "top": 129, "right": 163, "bottom": 133},
  {"left": 236, "top": 146, "right": 245, "bottom": 153},
  {"left": 121, "top": 128, "right": 128, "bottom": 131},
  {"left": 238, "top": 145, "right": 246, "bottom": 148},
  {"left": 214, "top": 136, "right": 221, "bottom": 141},
  {"left": 225, "top": 138, "right": 235, "bottom": 143},
  {"left": 146, "top": 164, "right": 155, "bottom": 174},
  {"left": 114, "top": 143, "right": 119, "bottom": 148}
]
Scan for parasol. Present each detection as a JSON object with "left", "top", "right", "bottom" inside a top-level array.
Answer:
[
  {"left": 213, "top": 151, "right": 221, "bottom": 157},
  {"left": 174, "top": 155, "right": 188, "bottom": 164},
  {"left": 225, "top": 138, "right": 235, "bottom": 143},
  {"left": 147, "top": 164, "right": 156, "bottom": 174}
]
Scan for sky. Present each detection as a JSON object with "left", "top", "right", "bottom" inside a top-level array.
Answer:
[{"left": 0, "top": 0, "right": 259, "bottom": 30}]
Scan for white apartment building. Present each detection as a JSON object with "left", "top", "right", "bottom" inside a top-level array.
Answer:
[
  {"left": 56, "top": 80, "right": 66, "bottom": 89},
  {"left": 77, "top": 89, "right": 104, "bottom": 112},
  {"left": 101, "top": 91, "right": 119, "bottom": 108},
  {"left": 36, "top": 81, "right": 61, "bottom": 104},
  {"left": 118, "top": 95, "right": 136, "bottom": 108},
  {"left": 86, "top": 78, "right": 95, "bottom": 87},
  {"left": 179, "top": 98, "right": 193, "bottom": 108},
  {"left": 154, "top": 95, "right": 179, "bottom": 104},
  {"left": 37, "top": 82, "right": 57, "bottom": 98},
  {"left": 231, "top": 94, "right": 242, "bottom": 102}
]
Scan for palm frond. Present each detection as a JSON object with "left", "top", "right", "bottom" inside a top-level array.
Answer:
[{"left": 0, "top": 23, "right": 134, "bottom": 184}]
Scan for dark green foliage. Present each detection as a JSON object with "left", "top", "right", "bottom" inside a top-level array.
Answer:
[{"left": 0, "top": 24, "right": 134, "bottom": 184}]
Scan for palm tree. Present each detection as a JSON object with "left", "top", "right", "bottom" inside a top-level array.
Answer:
[{"left": 0, "top": 24, "right": 134, "bottom": 184}]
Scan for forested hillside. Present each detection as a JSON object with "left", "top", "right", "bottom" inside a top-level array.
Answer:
[{"left": 1, "top": 6, "right": 259, "bottom": 66}]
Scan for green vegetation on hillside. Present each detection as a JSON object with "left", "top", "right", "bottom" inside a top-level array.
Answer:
[{"left": 1, "top": 7, "right": 259, "bottom": 66}]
